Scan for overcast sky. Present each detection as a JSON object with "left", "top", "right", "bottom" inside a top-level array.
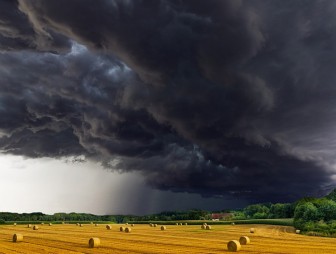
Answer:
[{"left": 1, "top": 0, "right": 336, "bottom": 214}]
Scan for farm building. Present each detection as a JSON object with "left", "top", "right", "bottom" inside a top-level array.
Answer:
[{"left": 211, "top": 213, "right": 232, "bottom": 220}]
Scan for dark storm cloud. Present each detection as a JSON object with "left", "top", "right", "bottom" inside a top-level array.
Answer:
[
  {"left": 0, "top": 44, "right": 174, "bottom": 159},
  {"left": 0, "top": 0, "right": 335, "bottom": 204},
  {"left": 0, "top": 0, "right": 71, "bottom": 51}
]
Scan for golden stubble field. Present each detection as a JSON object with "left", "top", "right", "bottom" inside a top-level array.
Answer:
[{"left": 1, "top": 223, "right": 336, "bottom": 254}]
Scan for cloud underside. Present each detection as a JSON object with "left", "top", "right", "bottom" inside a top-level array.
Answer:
[{"left": 1, "top": 0, "right": 336, "bottom": 202}]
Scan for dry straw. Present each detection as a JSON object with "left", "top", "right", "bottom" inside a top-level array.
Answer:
[
  {"left": 33, "top": 225, "right": 39, "bottom": 230},
  {"left": 106, "top": 225, "right": 111, "bottom": 230},
  {"left": 89, "top": 237, "right": 100, "bottom": 248},
  {"left": 125, "top": 227, "right": 131, "bottom": 233},
  {"left": 206, "top": 225, "right": 212, "bottom": 230},
  {"left": 227, "top": 240, "right": 241, "bottom": 252},
  {"left": 13, "top": 234, "right": 23, "bottom": 243},
  {"left": 120, "top": 226, "right": 125, "bottom": 232},
  {"left": 161, "top": 226, "right": 166, "bottom": 231},
  {"left": 250, "top": 228, "right": 255, "bottom": 233},
  {"left": 239, "top": 236, "right": 250, "bottom": 245},
  {"left": 296, "top": 230, "right": 300, "bottom": 234}
]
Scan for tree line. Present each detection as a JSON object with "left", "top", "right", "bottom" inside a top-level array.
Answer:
[
  {"left": 0, "top": 212, "right": 115, "bottom": 224},
  {"left": 0, "top": 210, "right": 210, "bottom": 224},
  {"left": 0, "top": 204, "right": 295, "bottom": 224},
  {"left": 232, "top": 202, "right": 295, "bottom": 220},
  {"left": 293, "top": 189, "right": 336, "bottom": 236},
  {"left": 2, "top": 188, "right": 336, "bottom": 236}
]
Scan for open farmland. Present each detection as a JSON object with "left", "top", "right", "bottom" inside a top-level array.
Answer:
[{"left": 1, "top": 223, "right": 336, "bottom": 253}]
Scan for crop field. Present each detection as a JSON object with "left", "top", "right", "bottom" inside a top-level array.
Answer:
[{"left": 1, "top": 223, "right": 336, "bottom": 253}]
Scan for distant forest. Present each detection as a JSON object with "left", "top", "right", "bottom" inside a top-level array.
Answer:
[
  {"left": 0, "top": 210, "right": 210, "bottom": 224},
  {"left": 2, "top": 189, "right": 336, "bottom": 237},
  {"left": 0, "top": 205, "right": 294, "bottom": 224}
]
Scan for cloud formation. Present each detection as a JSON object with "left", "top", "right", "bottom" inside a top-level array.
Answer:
[{"left": 0, "top": 0, "right": 336, "bottom": 204}]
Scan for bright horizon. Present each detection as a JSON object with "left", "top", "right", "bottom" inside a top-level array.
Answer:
[{"left": 0, "top": 154, "right": 247, "bottom": 215}]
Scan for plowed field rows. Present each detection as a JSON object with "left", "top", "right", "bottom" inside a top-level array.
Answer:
[{"left": 0, "top": 224, "right": 335, "bottom": 253}]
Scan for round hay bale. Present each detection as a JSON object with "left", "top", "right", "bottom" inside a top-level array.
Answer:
[
  {"left": 76, "top": 223, "right": 79, "bottom": 226},
  {"left": 106, "top": 225, "right": 111, "bottom": 230},
  {"left": 49, "top": 223, "right": 52, "bottom": 226},
  {"left": 154, "top": 224, "right": 157, "bottom": 227},
  {"left": 13, "top": 223, "right": 17, "bottom": 226},
  {"left": 33, "top": 225, "right": 39, "bottom": 230},
  {"left": 185, "top": 223, "right": 187, "bottom": 225},
  {"left": 161, "top": 226, "right": 166, "bottom": 231},
  {"left": 125, "top": 227, "right": 131, "bottom": 233},
  {"left": 250, "top": 228, "right": 255, "bottom": 233},
  {"left": 80, "top": 224, "right": 83, "bottom": 227},
  {"left": 41, "top": 222, "right": 44, "bottom": 225},
  {"left": 91, "top": 222, "right": 93, "bottom": 224},
  {"left": 88, "top": 237, "right": 100, "bottom": 248},
  {"left": 227, "top": 240, "right": 241, "bottom": 252},
  {"left": 150, "top": 223, "right": 153, "bottom": 227},
  {"left": 120, "top": 226, "right": 125, "bottom": 232},
  {"left": 131, "top": 224, "right": 134, "bottom": 227},
  {"left": 179, "top": 223, "right": 182, "bottom": 225},
  {"left": 203, "top": 223, "right": 207, "bottom": 226},
  {"left": 201, "top": 225, "right": 206, "bottom": 229},
  {"left": 232, "top": 222, "right": 235, "bottom": 225},
  {"left": 239, "top": 236, "right": 250, "bottom": 245},
  {"left": 13, "top": 234, "right": 23, "bottom": 242},
  {"left": 206, "top": 225, "right": 212, "bottom": 230},
  {"left": 95, "top": 224, "right": 98, "bottom": 226},
  {"left": 27, "top": 224, "right": 31, "bottom": 228},
  {"left": 125, "top": 223, "right": 128, "bottom": 225},
  {"left": 62, "top": 222, "right": 65, "bottom": 224},
  {"left": 296, "top": 229, "right": 300, "bottom": 234},
  {"left": 176, "top": 223, "right": 179, "bottom": 225}
]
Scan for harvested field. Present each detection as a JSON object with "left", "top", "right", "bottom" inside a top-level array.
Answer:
[{"left": 0, "top": 224, "right": 336, "bottom": 253}]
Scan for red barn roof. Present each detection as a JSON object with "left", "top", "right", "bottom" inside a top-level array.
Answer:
[{"left": 211, "top": 213, "right": 232, "bottom": 219}]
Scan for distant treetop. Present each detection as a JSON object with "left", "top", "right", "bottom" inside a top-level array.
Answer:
[{"left": 325, "top": 188, "right": 336, "bottom": 202}]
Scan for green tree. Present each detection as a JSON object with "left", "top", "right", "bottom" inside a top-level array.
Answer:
[
  {"left": 270, "top": 203, "right": 294, "bottom": 218},
  {"left": 253, "top": 212, "right": 268, "bottom": 219},
  {"left": 293, "top": 203, "right": 307, "bottom": 229},
  {"left": 232, "top": 211, "right": 246, "bottom": 220},
  {"left": 326, "top": 188, "right": 336, "bottom": 202},
  {"left": 318, "top": 199, "right": 336, "bottom": 221},
  {"left": 244, "top": 204, "right": 269, "bottom": 218},
  {"left": 302, "top": 202, "right": 319, "bottom": 221}
]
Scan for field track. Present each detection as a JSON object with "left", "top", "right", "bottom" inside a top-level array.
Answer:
[{"left": 0, "top": 224, "right": 336, "bottom": 253}]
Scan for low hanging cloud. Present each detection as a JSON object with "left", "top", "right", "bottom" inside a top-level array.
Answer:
[{"left": 0, "top": 0, "right": 336, "bottom": 203}]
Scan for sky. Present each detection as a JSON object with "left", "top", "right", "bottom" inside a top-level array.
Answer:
[{"left": 0, "top": 0, "right": 336, "bottom": 215}]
